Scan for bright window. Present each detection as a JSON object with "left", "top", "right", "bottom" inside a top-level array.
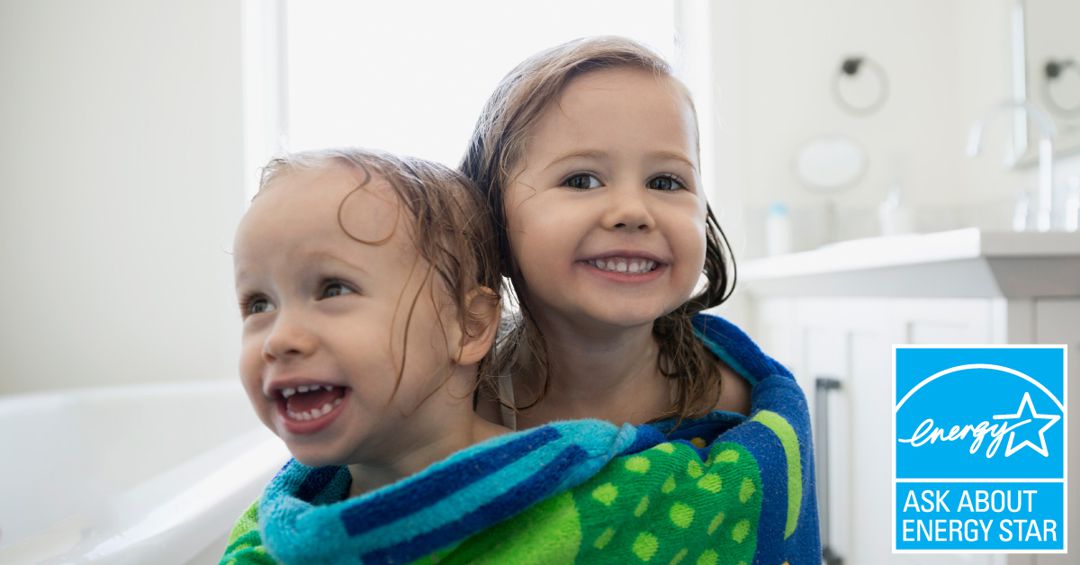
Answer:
[{"left": 285, "top": 0, "right": 677, "bottom": 167}]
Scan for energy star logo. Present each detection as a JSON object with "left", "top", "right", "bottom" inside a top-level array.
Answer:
[{"left": 893, "top": 346, "right": 1067, "bottom": 553}]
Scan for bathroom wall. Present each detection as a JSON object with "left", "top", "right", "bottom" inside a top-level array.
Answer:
[
  {"left": 1, "top": 1, "right": 1071, "bottom": 394},
  {"left": 0, "top": 0, "right": 246, "bottom": 394},
  {"left": 701, "top": 0, "right": 1039, "bottom": 258}
]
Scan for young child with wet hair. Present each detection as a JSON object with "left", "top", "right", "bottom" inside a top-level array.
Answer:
[
  {"left": 224, "top": 148, "right": 507, "bottom": 562},
  {"left": 456, "top": 36, "right": 822, "bottom": 563},
  {"left": 460, "top": 36, "right": 752, "bottom": 429}
]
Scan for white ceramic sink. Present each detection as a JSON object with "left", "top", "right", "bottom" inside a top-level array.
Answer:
[{"left": 741, "top": 228, "right": 1080, "bottom": 298}]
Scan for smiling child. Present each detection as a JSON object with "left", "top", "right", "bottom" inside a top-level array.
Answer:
[
  {"left": 232, "top": 148, "right": 505, "bottom": 501},
  {"left": 462, "top": 37, "right": 752, "bottom": 429}
]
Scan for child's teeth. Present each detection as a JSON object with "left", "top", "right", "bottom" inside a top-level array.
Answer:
[
  {"left": 282, "top": 387, "right": 296, "bottom": 399},
  {"left": 590, "top": 258, "right": 656, "bottom": 273},
  {"left": 285, "top": 396, "right": 343, "bottom": 422},
  {"left": 297, "top": 385, "right": 310, "bottom": 393}
]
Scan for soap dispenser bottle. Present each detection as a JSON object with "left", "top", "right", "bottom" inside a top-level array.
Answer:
[
  {"left": 878, "top": 183, "right": 912, "bottom": 236},
  {"left": 766, "top": 202, "right": 793, "bottom": 256}
]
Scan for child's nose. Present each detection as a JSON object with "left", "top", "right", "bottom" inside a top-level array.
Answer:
[
  {"left": 603, "top": 187, "right": 655, "bottom": 231},
  {"left": 262, "top": 311, "right": 317, "bottom": 362}
]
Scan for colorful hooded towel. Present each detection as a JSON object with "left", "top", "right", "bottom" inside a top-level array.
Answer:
[{"left": 221, "top": 314, "right": 820, "bottom": 564}]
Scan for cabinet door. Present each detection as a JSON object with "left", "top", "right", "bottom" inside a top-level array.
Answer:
[{"left": 797, "top": 299, "right": 904, "bottom": 565}]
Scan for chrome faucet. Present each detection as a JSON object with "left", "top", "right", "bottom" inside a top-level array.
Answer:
[{"left": 966, "top": 100, "right": 1057, "bottom": 232}]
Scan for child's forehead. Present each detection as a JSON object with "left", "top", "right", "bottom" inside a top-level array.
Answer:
[
  {"left": 560, "top": 67, "right": 688, "bottom": 108},
  {"left": 264, "top": 165, "right": 397, "bottom": 204},
  {"left": 526, "top": 68, "right": 699, "bottom": 164},
  {"left": 238, "top": 165, "right": 410, "bottom": 254},
  {"left": 257, "top": 166, "right": 400, "bottom": 221}
]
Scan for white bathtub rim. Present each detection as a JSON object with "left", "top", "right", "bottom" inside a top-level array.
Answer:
[
  {"left": 0, "top": 379, "right": 290, "bottom": 564},
  {"left": 0, "top": 429, "right": 288, "bottom": 565},
  {"left": 68, "top": 431, "right": 287, "bottom": 564},
  {"left": 0, "top": 379, "right": 246, "bottom": 413}
]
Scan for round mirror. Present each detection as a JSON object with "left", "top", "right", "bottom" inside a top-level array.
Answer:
[{"left": 793, "top": 135, "right": 867, "bottom": 193}]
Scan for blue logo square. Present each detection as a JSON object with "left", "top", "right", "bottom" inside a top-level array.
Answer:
[{"left": 893, "top": 346, "right": 1067, "bottom": 553}]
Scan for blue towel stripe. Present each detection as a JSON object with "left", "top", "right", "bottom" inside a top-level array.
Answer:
[
  {"left": 341, "top": 421, "right": 626, "bottom": 553},
  {"left": 741, "top": 373, "right": 816, "bottom": 565},
  {"left": 693, "top": 314, "right": 795, "bottom": 385},
  {"left": 339, "top": 425, "right": 562, "bottom": 536},
  {"left": 693, "top": 318, "right": 759, "bottom": 386},
  {"left": 361, "top": 444, "right": 590, "bottom": 564},
  {"left": 341, "top": 426, "right": 594, "bottom": 551},
  {"left": 722, "top": 420, "right": 787, "bottom": 565},
  {"left": 624, "top": 424, "right": 668, "bottom": 454},
  {"left": 295, "top": 465, "right": 345, "bottom": 502},
  {"left": 778, "top": 371, "right": 820, "bottom": 562}
]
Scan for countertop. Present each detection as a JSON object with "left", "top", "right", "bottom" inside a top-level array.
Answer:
[{"left": 740, "top": 228, "right": 1080, "bottom": 299}]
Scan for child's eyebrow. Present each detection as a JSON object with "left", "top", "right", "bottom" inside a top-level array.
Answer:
[
  {"left": 539, "top": 150, "right": 608, "bottom": 173},
  {"left": 539, "top": 149, "right": 698, "bottom": 173},
  {"left": 649, "top": 151, "right": 698, "bottom": 173},
  {"left": 309, "top": 250, "right": 368, "bottom": 275}
]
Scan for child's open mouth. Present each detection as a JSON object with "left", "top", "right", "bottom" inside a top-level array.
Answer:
[
  {"left": 579, "top": 255, "right": 666, "bottom": 282},
  {"left": 276, "top": 384, "right": 348, "bottom": 434}
]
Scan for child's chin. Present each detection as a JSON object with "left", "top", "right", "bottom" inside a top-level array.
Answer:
[{"left": 287, "top": 447, "right": 345, "bottom": 468}]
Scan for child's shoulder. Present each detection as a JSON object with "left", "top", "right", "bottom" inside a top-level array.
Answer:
[{"left": 713, "top": 358, "right": 752, "bottom": 415}]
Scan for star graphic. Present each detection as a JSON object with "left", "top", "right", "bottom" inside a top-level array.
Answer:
[{"left": 992, "top": 392, "right": 1061, "bottom": 457}]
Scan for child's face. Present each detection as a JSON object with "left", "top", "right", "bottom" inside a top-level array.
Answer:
[
  {"left": 504, "top": 67, "right": 707, "bottom": 330},
  {"left": 233, "top": 166, "right": 461, "bottom": 467}
]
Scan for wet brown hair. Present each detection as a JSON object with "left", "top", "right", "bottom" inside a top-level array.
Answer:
[
  {"left": 459, "top": 36, "right": 737, "bottom": 423},
  {"left": 259, "top": 148, "right": 503, "bottom": 394}
]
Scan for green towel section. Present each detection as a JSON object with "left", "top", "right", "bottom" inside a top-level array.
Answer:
[
  {"left": 222, "top": 501, "right": 276, "bottom": 565},
  {"left": 448, "top": 441, "right": 761, "bottom": 565}
]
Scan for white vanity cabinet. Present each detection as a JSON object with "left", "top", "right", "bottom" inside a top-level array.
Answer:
[{"left": 740, "top": 229, "right": 1080, "bottom": 565}]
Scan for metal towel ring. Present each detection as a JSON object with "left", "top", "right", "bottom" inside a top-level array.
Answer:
[
  {"left": 1043, "top": 58, "right": 1080, "bottom": 116},
  {"left": 832, "top": 55, "right": 889, "bottom": 117}
]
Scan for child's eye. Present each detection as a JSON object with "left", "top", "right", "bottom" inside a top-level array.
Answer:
[
  {"left": 562, "top": 173, "right": 602, "bottom": 190},
  {"left": 241, "top": 295, "right": 275, "bottom": 317},
  {"left": 320, "top": 281, "right": 355, "bottom": 299},
  {"left": 647, "top": 175, "right": 686, "bottom": 191}
]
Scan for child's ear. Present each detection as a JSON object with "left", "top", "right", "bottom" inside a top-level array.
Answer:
[{"left": 454, "top": 286, "right": 501, "bottom": 366}]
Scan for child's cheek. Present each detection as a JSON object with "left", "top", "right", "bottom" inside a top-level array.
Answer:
[{"left": 238, "top": 333, "right": 274, "bottom": 431}]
